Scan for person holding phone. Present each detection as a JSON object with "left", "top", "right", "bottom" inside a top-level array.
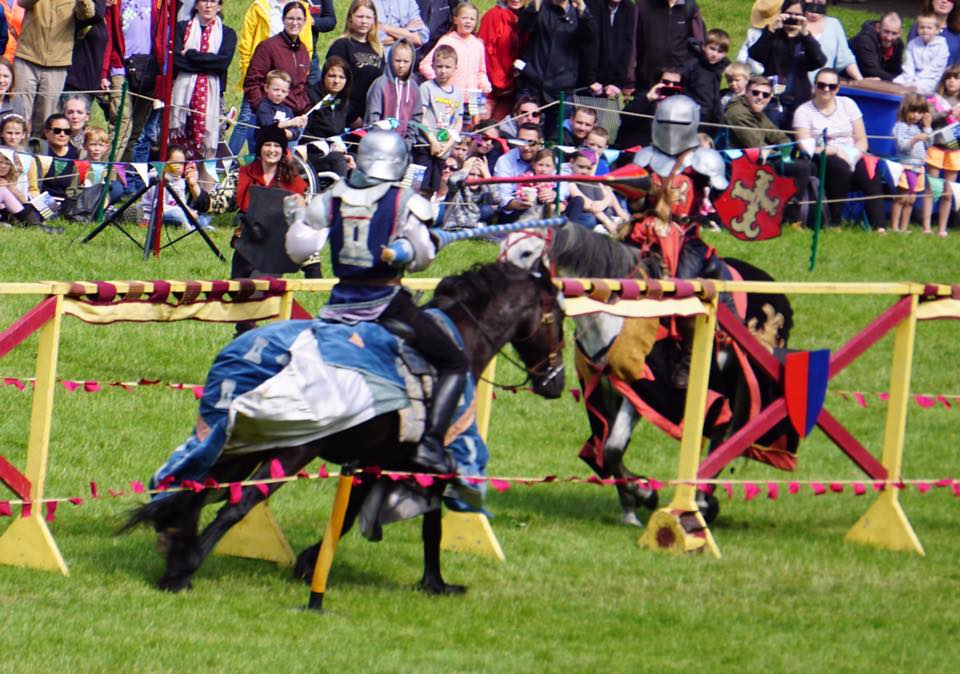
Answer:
[
  {"left": 747, "top": 1, "right": 826, "bottom": 128},
  {"left": 615, "top": 67, "right": 683, "bottom": 148}
]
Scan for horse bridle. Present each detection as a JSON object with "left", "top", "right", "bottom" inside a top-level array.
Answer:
[{"left": 455, "top": 287, "right": 565, "bottom": 391}]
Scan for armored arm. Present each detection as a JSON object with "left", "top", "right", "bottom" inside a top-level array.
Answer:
[{"left": 285, "top": 192, "right": 332, "bottom": 264}]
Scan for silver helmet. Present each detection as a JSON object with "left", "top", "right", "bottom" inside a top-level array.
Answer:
[
  {"left": 356, "top": 128, "right": 409, "bottom": 181},
  {"left": 651, "top": 95, "right": 701, "bottom": 157}
]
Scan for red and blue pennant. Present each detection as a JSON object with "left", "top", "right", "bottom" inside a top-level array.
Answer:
[{"left": 784, "top": 349, "right": 831, "bottom": 438}]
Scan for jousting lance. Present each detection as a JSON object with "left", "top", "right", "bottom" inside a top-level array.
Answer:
[{"left": 381, "top": 217, "right": 567, "bottom": 265}]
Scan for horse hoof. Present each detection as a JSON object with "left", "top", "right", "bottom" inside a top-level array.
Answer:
[
  {"left": 417, "top": 577, "right": 467, "bottom": 596},
  {"left": 621, "top": 512, "right": 644, "bottom": 527},
  {"left": 156, "top": 575, "right": 192, "bottom": 593},
  {"left": 294, "top": 542, "right": 321, "bottom": 585}
]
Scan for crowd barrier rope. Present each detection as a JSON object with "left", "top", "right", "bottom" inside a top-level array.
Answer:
[{"left": 0, "top": 276, "right": 957, "bottom": 577}]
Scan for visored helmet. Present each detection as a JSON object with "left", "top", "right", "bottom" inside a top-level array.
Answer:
[
  {"left": 356, "top": 128, "right": 409, "bottom": 181},
  {"left": 651, "top": 95, "right": 701, "bottom": 156}
]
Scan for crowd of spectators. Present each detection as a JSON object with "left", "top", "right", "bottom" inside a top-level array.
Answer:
[{"left": 0, "top": 0, "right": 956, "bottom": 235}]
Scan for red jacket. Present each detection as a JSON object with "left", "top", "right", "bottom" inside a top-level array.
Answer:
[
  {"left": 236, "top": 160, "right": 307, "bottom": 213},
  {"left": 101, "top": 1, "right": 125, "bottom": 81},
  {"left": 478, "top": 5, "right": 525, "bottom": 95},
  {"left": 243, "top": 33, "right": 311, "bottom": 114}
]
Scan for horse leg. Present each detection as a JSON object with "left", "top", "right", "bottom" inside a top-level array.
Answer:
[
  {"left": 604, "top": 398, "right": 658, "bottom": 526},
  {"left": 417, "top": 506, "right": 465, "bottom": 595},
  {"left": 293, "top": 480, "right": 370, "bottom": 584},
  {"left": 154, "top": 493, "right": 206, "bottom": 593},
  {"left": 159, "top": 447, "right": 314, "bottom": 591}
]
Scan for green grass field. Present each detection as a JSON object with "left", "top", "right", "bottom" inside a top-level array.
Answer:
[{"left": 2, "top": 1, "right": 959, "bottom": 672}]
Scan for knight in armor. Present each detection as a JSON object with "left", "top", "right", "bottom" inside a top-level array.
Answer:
[
  {"left": 285, "top": 128, "right": 469, "bottom": 476},
  {"left": 624, "top": 95, "right": 730, "bottom": 388}
]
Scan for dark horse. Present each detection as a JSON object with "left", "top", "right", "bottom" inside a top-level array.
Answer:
[
  {"left": 503, "top": 222, "right": 795, "bottom": 526},
  {"left": 122, "top": 262, "right": 565, "bottom": 594}
]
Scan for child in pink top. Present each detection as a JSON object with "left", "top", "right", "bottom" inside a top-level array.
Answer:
[{"left": 419, "top": 2, "right": 492, "bottom": 118}]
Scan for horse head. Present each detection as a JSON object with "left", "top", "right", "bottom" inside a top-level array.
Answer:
[
  {"left": 431, "top": 260, "right": 566, "bottom": 399},
  {"left": 508, "top": 260, "right": 566, "bottom": 399}
]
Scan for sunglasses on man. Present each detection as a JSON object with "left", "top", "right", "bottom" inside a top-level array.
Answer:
[
  {"left": 749, "top": 89, "right": 772, "bottom": 99},
  {"left": 815, "top": 81, "right": 839, "bottom": 92}
]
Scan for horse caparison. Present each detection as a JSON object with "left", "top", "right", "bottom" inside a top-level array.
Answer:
[
  {"left": 121, "top": 261, "right": 566, "bottom": 595},
  {"left": 502, "top": 222, "right": 795, "bottom": 526}
]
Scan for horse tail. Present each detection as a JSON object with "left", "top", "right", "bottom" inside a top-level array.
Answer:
[{"left": 117, "top": 490, "right": 197, "bottom": 535}]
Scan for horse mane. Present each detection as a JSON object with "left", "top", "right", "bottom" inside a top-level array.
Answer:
[
  {"left": 429, "top": 262, "right": 533, "bottom": 313},
  {"left": 550, "top": 222, "right": 642, "bottom": 278}
]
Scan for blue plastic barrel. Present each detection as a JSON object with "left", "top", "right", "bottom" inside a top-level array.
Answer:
[{"left": 838, "top": 86, "right": 902, "bottom": 157}]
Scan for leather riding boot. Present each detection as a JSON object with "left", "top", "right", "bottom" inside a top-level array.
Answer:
[
  {"left": 672, "top": 316, "right": 697, "bottom": 389},
  {"left": 412, "top": 373, "right": 467, "bottom": 474}
]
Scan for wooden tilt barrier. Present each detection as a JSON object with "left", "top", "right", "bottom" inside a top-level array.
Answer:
[
  {"left": 0, "top": 278, "right": 503, "bottom": 576},
  {"left": 556, "top": 276, "right": 960, "bottom": 558},
  {"left": 0, "top": 276, "right": 957, "bottom": 579}
]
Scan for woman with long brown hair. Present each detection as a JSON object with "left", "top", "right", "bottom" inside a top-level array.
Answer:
[{"left": 325, "top": 0, "right": 384, "bottom": 126}]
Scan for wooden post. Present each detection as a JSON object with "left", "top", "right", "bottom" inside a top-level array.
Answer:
[
  {"left": 0, "top": 296, "right": 67, "bottom": 574},
  {"left": 640, "top": 298, "right": 721, "bottom": 558},
  {"left": 847, "top": 294, "right": 924, "bottom": 554},
  {"left": 307, "top": 474, "right": 354, "bottom": 611}
]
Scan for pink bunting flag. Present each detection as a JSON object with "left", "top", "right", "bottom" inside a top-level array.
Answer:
[
  {"left": 953, "top": 483, "right": 960, "bottom": 498},
  {"left": 4, "top": 377, "right": 25, "bottom": 390},
  {"left": 114, "top": 163, "right": 127, "bottom": 186},
  {"left": 490, "top": 479, "right": 511, "bottom": 493},
  {"left": 722, "top": 482, "right": 733, "bottom": 500},
  {"left": 915, "top": 482, "right": 932, "bottom": 493},
  {"left": 915, "top": 395, "right": 936, "bottom": 409},
  {"left": 587, "top": 475, "right": 603, "bottom": 486},
  {"left": 766, "top": 482, "right": 779, "bottom": 500},
  {"left": 63, "top": 380, "right": 80, "bottom": 392},
  {"left": 255, "top": 483, "right": 270, "bottom": 497},
  {"left": 90, "top": 481, "right": 100, "bottom": 498},
  {"left": 879, "top": 392, "right": 890, "bottom": 401},
  {"left": 182, "top": 480, "right": 204, "bottom": 493},
  {"left": 936, "top": 478, "right": 954, "bottom": 488},
  {"left": 810, "top": 482, "right": 826, "bottom": 495},
  {"left": 45, "top": 501, "right": 57, "bottom": 523},
  {"left": 203, "top": 478, "right": 220, "bottom": 490},
  {"left": 0, "top": 501, "right": 10, "bottom": 517},
  {"left": 743, "top": 482, "right": 761, "bottom": 501},
  {"left": 873, "top": 481, "right": 886, "bottom": 492},
  {"left": 788, "top": 482, "right": 800, "bottom": 494},
  {"left": 648, "top": 478, "right": 664, "bottom": 491},
  {"left": 414, "top": 474, "right": 434, "bottom": 488},
  {"left": 229, "top": 482, "right": 242, "bottom": 504},
  {"left": 318, "top": 464, "right": 329, "bottom": 478},
  {"left": 84, "top": 381, "right": 101, "bottom": 392},
  {"left": 852, "top": 392, "right": 867, "bottom": 408},
  {"left": 269, "top": 459, "right": 285, "bottom": 480},
  {"left": 571, "top": 388, "right": 581, "bottom": 402},
  {"left": 68, "top": 497, "right": 83, "bottom": 506},
  {"left": 937, "top": 395, "right": 952, "bottom": 409},
  {"left": 829, "top": 482, "right": 843, "bottom": 493},
  {"left": 130, "top": 481, "right": 145, "bottom": 494},
  {"left": 21, "top": 501, "right": 31, "bottom": 518},
  {"left": 852, "top": 482, "right": 866, "bottom": 495},
  {"left": 192, "top": 387, "right": 204, "bottom": 399},
  {"left": 296, "top": 470, "right": 310, "bottom": 479}
]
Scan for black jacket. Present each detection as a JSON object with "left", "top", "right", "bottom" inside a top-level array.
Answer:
[
  {"left": 683, "top": 38, "right": 727, "bottom": 124},
  {"left": 628, "top": 0, "right": 705, "bottom": 90},
  {"left": 517, "top": 1, "right": 598, "bottom": 94},
  {"left": 748, "top": 28, "right": 826, "bottom": 111},
  {"left": 583, "top": 0, "right": 636, "bottom": 89},
  {"left": 849, "top": 20, "right": 904, "bottom": 82}
]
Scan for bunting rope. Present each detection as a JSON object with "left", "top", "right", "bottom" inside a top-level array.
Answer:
[{"left": 2, "top": 460, "right": 957, "bottom": 523}]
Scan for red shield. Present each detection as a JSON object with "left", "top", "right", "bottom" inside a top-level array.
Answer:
[{"left": 714, "top": 157, "right": 796, "bottom": 241}]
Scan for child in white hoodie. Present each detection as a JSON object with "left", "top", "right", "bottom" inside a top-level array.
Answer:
[{"left": 895, "top": 12, "right": 949, "bottom": 95}]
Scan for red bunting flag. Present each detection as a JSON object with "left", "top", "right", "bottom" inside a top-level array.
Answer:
[
  {"left": 414, "top": 474, "right": 434, "bottom": 488},
  {"left": 788, "top": 482, "right": 800, "bottom": 494},
  {"left": 45, "top": 501, "right": 57, "bottom": 523},
  {"left": 229, "top": 482, "right": 242, "bottom": 504},
  {"left": 130, "top": 481, "right": 145, "bottom": 494},
  {"left": 766, "top": 482, "right": 779, "bottom": 500},
  {"left": 0, "top": 501, "right": 10, "bottom": 516},
  {"left": 852, "top": 482, "right": 866, "bottom": 495},
  {"left": 21, "top": 501, "right": 32, "bottom": 518},
  {"left": 90, "top": 482, "right": 100, "bottom": 498},
  {"left": 829, "top": 482, "right": 843, "bottom": 493},
  {"left": 811, "top": 482, "right": 826, "bottom": 495},
  {"left": 743, "top": 482, "right": 761, "bottom": 501},
  {"left": 490, "top": 479, "right": 511, "bottom": 493},
  {"left": 269, "top": 459, "right": 285, "bottom": 480}
]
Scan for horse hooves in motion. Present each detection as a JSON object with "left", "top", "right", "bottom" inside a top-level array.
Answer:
[{"left": 121, "top": 262, "right": 566, "bottom": 595}]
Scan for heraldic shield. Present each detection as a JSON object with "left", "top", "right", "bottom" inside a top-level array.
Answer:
[
  {"left": 714, "top": 157, "right": 796, "bottom": 241},
  {"left": 784, "top": 349, "right": 831, "bottom": 438}
]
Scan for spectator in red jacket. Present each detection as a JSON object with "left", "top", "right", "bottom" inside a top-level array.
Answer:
[{"left": 478, "top": 0, "right": 526, "bottom": 121}]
